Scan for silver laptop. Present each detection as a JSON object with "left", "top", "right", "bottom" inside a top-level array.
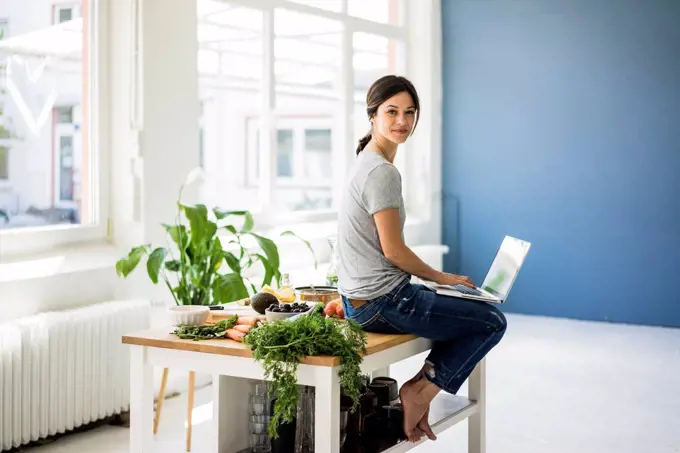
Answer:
[{"left": 422, "top": 235, "right": 531, "bottom": 303}]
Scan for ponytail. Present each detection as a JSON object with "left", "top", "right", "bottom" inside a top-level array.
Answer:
[{"left": 356, "top": 131, "right": 372, "bottom": 155}]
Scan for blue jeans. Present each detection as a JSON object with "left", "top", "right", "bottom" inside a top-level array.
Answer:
[{"left": 341, "top": 279, "right": 507, "bottom": 395}]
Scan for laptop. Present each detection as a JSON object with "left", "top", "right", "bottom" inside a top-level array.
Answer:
[{"left": 421, "top": 235, "right": 531, "bottom": 303}]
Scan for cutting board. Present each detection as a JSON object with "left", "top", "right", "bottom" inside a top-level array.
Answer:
[{"left": 206, "top": 303, "right": 263, "bottom": 324}]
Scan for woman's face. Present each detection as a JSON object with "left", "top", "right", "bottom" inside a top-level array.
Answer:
[{"left": 371, "top": 91, "right": 417, "bottom": 145}]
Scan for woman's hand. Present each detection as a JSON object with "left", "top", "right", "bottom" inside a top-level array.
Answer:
[{"left": 435, "top": 273, "right": 476, "bottom": 288}]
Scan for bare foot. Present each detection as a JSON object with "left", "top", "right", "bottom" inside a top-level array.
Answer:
[
  {"left": 417, "top": 406, "right": 437, "bottom": 440},
  {"left": 399, "top": 381, "right": 429, "bottom": 442}
]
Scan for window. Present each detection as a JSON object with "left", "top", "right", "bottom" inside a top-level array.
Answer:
[
  {"left": 53, "top": 4, "right": 81, "bottom": 25},
  {"left": 0, "top": 0, "right": 101, "bottom": 244},
  {"left": 0, "top": 20, "right": 11, "bottom": 184},
  {"left": 0, "top": 19, "right": 8, "bottom": 40},
  {"left": 56, "top": 106, "right": 73, "bottom": 123},
  {"left": 245, "top": 117, "right": 333, "bottom": 211},
  {"left": 198, "top": 2, "right": 264, "bottom": 212},
  {"left": 196, "top": 0, "right": 425, "bottom": 225},
  {"left": 58, "top": 136, "right": 74, "bottom": 201},
  {"left": 304, "top": 129, "right": 331, "bottom": 179},
  {"left": 276, "top": 130, "right": 293, "bottom": 177},
  {"left": 0, "top": 146, "right": 8, "bottom": 180}
]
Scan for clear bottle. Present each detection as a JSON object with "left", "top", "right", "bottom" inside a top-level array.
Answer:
[
  {"left": 326, "top": 237, "right": 339, "bottom": 287},
  {"left": 278, "top": 272, "right": 296, "bottom": 303}
]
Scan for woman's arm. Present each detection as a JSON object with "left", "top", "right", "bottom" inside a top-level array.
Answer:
[{"left": 374, "top": 208, "right": 476, "bottom": 288}]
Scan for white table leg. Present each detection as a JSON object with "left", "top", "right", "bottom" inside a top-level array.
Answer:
[
  {"left": 314, "top": 367, "right": 341, "bottom": 453},
  {"left": 371, "top": 366, "right": 390, "bottom": 380},
  {"left": 468, "top": 358, "right": 486, "bottom": 453},
  {"left": 129, "top": 346, "right": 153, "bottom": 453},
  {"left": 212, "top": 374, "right": 251, "bottom": 453}
]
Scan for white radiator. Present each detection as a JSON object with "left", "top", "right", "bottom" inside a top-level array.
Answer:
[{"left": 0, "top": 299, "right": 151, "bottom": 451}]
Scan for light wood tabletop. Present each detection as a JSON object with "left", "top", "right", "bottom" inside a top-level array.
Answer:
[{"left": 122, "top": 327, "right": 418, "bottom": 367}]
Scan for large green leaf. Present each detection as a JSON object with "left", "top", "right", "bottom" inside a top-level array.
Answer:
[
  {"left": 254, "top": 253, "right": 276, "bottom": 288},
  {"left": 213, "top": 208, "right": 246, "bottom": 220},
  {"left": 223, "top": 251, "right": 241, "bottom": 273},
  {"left": 183, "top": 204, "right": 218, "bottom": 250},
  {"left": 162, "top": 223, "right": 187, "bottom": 248},
  {"left": 250, "top": 233, "right": 280, "bottom": 272},
  {"left": 209, "top": 238, "right": 224, "bottom": 272},
  {"left": 241, "top": 212, "right": 254, "bottom": 233},
  {"left": 146, "top": 247, "right": 167, "bottom": 284},
  {"left": 213, "top": 209, "right": 254, "bottom": 233},
  {"left": 165, "top": 260, "right": 181, "bottom": 272},
  {"left": 115, "top": 245, "right": 150, "bottom": 278},
  {"left": 212, "top": 273, "right": 250, "bottom": 303},
  {"left": 281, "top": 230, "right": 318, "bottom": 269}
]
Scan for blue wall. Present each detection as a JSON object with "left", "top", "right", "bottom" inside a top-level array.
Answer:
[{"left": 441, "top": 0, "right": 680, "bottom": 327}]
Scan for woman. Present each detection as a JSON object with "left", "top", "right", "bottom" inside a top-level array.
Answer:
[{"left": 337, "top": 75, "right": 507, "bottom": 443}]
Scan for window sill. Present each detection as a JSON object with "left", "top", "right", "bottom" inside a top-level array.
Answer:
[
  {"left": 0, "top": 241, "right": 123, "bottom": 323},
  {"left": 0, "top": 214, "right": 435, "bottom": 285},
  {"left": 0, "top": 241, "right": 119, "bottom": 284}
]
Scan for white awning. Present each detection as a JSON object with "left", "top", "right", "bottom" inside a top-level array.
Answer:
[{"left": 0, "top": 19, "right": 83, "bottom": 60}]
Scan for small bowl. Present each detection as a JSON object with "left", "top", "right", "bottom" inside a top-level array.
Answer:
[
  {"left": 168, "top": 305, "right": 210, "bottom": 326},
  {"left": 265, "top": 303, "right": 315, "bottom": 322}
]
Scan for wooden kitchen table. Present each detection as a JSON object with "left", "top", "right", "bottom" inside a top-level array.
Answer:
[{"left": 122, "top": 323, "right": 486, "bottom": 453}]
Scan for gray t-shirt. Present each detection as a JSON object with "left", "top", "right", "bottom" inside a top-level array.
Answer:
[{"left": 337, "top": 151, "right": 410, "bottom": 300}]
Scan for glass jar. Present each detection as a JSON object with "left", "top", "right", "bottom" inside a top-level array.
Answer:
[
  {"left": 278, "top": 273, "right": 296, "bottom": 303},
  {"left": 325, "top": 237, "right": 339, "bottom": 287}
]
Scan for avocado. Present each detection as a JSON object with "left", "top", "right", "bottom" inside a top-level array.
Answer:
[{"left": 251, "top": 292, "right": 279, "bottom": 314}]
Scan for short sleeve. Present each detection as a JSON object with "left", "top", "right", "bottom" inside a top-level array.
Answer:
[{"left": 361, "top": 163, "right": 402, "bottom": 215}]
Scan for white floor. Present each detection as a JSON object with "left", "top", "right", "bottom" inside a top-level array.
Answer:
[{"left": 16, "top": 314, "right": 680, "bottom": 453}]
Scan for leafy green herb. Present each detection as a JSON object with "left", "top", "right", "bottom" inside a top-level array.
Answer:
[
  {"left": 172, "top": 315, "right": 238, "bottom": 340},
  {"left": 244, "top": 307, "right": 367, "bottom": 438}
]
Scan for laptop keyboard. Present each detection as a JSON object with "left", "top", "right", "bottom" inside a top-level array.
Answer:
[{"left": 453, "top": 285, "right": 484, "bottom": 296}]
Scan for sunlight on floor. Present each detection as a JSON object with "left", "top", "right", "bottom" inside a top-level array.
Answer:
[{"left": 185, "top": 401, "right": 213, "bottom": 428}]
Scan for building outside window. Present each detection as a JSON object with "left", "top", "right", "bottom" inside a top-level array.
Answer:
[{"left": 0, "top": 0, "right": 98, "bottom": 232}]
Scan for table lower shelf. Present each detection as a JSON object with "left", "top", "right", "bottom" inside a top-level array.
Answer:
[
  {"left": 381, "top": 394, "right": 477, "bottom": 453},
  {"left": 237, "top": 394, "right": 476, "bottom": 453}
]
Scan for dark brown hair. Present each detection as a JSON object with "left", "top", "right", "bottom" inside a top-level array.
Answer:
[{"left": 356, "top": 75, "right": 420, "bottom": 155}]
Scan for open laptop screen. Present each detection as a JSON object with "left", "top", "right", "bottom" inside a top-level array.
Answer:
[{"left": 481, "top": 236, "right": 532, "bottom": 300}]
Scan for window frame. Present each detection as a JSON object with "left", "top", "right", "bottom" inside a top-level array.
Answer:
[
  {"left": 0, "top": 0, "right": 109, "bottom": 257},
  {"left": 198, "top": 0, "right": 425, "bottom": 229}
]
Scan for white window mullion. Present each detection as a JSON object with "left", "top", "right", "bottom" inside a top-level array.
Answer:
[
  {"left": 258, "top": 8, "right": 276, "bottom": 216},
  {"left": 404, "top": 0, "right": 441, "bottom": 240},
  {"left": 332, "top": 17, "right": 354, "bottom": 212}
]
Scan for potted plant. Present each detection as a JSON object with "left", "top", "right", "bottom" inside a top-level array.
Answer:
[{"left": 115, "top": 169, "right": 315, "bottom": 324}]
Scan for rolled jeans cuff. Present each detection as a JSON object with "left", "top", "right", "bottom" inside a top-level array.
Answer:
[{"left": 423, "top": 362, "right": 462, "bottom": 395}]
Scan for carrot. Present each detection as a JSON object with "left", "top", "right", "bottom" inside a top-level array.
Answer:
[
  {"left": 233, "top": 324, "right": 252, "bottom": 334},
  {"left": 225, "top": 329, "right": 246, "bottom": 342},
  {"left": 237, "top": 316, "right": 258, "bottom": 326}
]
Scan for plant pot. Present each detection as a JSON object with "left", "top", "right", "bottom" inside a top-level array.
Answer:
[{"left": 168, "top": 305, "right": 210, "bottom": 326}]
